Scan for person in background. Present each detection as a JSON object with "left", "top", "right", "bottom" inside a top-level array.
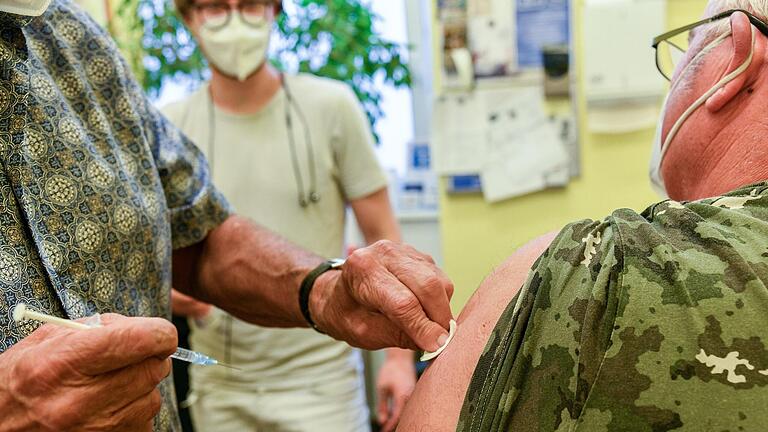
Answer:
[{"left": 162, "top": 0, "right": 416, "bottom": 430}]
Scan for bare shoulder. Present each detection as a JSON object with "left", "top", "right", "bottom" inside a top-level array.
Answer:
[{"left": 397, "top": 232, "right": 558, "bottom": 431}]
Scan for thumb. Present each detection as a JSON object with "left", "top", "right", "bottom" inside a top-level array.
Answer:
[
  {"left": 395, "top": 310, "right": 450, "bottom": 353},
  {"left": 376, "top": 289, "right": 450, "bottom": 352}
]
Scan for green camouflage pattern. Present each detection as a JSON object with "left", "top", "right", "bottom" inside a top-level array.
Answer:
[{"left": 457, "top": 182, "right": 768, "bottom": 431}]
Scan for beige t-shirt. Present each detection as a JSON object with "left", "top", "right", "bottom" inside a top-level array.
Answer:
[{"left": 161, "top": 74, "right": 388, "bottom": 387}]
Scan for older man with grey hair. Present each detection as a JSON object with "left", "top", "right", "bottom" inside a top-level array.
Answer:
[{"left": 396, "top": 1, "right": 768, "bottom": 431}]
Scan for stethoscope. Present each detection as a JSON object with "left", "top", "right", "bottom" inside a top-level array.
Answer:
[
  {"left": 203, "top": 74, "right": 320, "bottom": 377},
  {"left": 206, "top": 73, "right": 320, "bottom": 208}
]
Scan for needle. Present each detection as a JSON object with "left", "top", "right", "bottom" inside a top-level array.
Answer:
[{"left": 12, "top": 303, "right": 240, "bottom": 371}]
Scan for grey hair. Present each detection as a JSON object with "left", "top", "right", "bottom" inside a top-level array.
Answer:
[{"left": 702, "top": 0, "right": 768, "bottom": 39}]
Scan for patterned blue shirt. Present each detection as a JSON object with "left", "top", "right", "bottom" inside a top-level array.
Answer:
[{"left": 0, "top": 2, "right": 231, "bottom": 429}]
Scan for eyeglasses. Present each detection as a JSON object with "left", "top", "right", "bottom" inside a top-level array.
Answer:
[
  {"left": 193, "top": 0, "right": 275, "bottom": 30},
  {"left": 652, "top": 8, "right": 768, "bottom": 81}
]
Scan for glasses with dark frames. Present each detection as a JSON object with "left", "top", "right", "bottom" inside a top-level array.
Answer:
[
  {"left": 193, "top": 0, "right": 275, "bottom": 30},
  {"left": 652, "top": 8, "right": 768, "bottom": 81}
]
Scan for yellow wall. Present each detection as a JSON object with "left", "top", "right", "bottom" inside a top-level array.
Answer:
[{"left": 440, "top": 0, "right": 707, "bottom": 311}]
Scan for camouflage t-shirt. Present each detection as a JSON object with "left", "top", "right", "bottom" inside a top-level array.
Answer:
[{"left": 458, "top": 182, "right": 768, "bottom": 431}]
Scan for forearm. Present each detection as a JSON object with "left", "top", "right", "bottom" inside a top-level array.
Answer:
[
  {"left": 351, "top": 188, "right": 402, "bottom": 245},
  {"left": 173, "top": 215, "right": 323, "bottom": 328},
  {"left": 362, "top": 218, "right": 401, "bottom": 245},
  {"left": 175, "top": 213, "right": 455, "bottom": 352}
]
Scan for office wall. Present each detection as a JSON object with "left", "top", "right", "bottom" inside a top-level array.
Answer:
[{"left": 440, "top": 0, "right": 708, "bottom": 311}]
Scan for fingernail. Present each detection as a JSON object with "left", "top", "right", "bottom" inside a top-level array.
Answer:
[{"left": 437, "top": 331, "right": 449, "bottom": 347}]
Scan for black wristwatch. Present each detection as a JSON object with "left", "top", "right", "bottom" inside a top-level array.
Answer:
[{"left": 299, "top": 258, "right": 345, "bottom": 333}]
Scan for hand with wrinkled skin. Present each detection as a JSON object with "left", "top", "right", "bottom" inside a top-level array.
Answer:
[
  {"left": 310, "top": 240, "right": 454, "bottom": 352},
  {"left": 0, "top": 314, "right": 177, "bottom": 432}
]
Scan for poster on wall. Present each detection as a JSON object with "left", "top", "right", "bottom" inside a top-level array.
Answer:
[
  {"left": 438, "top": 0, "right": 472, "bottom": 88},
  {"left": 439, "top": 0, "right": 520, "bottom": 85},
  {"left": 435, "top": 84, "right": 579, "bottom": 201},
  {"left": 467, "top": 0, "right": 517, "bottom": 78},
  {"left": 516, "top": 0, "right": 570, "bottom": 68}
]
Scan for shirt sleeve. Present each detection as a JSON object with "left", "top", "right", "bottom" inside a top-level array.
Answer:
[
  {"left": 79, "top": 3, "right": 233, "bottom": 251},
  {"left": 150, "top": 106, "right": 232, "bottom": 249},
  {"left": 458, "top": 218, "right": 624, "bottom": 432},
  {"left": 129, "top": 88, "right": 232, "bottom": 249},
  {"left": 330, "top": 84, "right": 389, "bottom": 201}
]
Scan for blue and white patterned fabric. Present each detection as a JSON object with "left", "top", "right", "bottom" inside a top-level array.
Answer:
[{"left": 0, "top": 2, "right": 231, "bottom": 429}]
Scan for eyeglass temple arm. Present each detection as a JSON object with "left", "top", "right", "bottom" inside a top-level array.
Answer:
[{"left": 652, "top": 9, "right": 768, "bottom": 48}]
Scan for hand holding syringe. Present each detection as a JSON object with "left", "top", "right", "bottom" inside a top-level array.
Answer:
[{"left": 13, "top": 303, "right": 240, "bottom": 370}]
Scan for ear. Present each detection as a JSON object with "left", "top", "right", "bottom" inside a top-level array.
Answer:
[{"left": 706, "top": 11, "right": 760, "bottom": 112}]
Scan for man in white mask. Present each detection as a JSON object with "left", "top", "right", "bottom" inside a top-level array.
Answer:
[
  {"left": 400, "top": 3, "right": 768, "bottom": 431},
  {"left": 0, "top": 1, "right": 455, "bottom": 431},
  {"left": 163, "top": 1, "right": 416, "bottom": 431}
]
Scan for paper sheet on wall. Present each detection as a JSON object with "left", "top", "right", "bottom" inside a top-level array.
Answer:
[
  {"left": 479, "top": 86, "right": 570, "bottom": 202},
  {"left": 550, "top": 111, "right": 579, "bottom": 178},
  {"left": 433, "top": 86, "right": 573, "bottom": 201},
  {"left": 481, "top": 122, "right": 569, "bottom": 202},
  {"left": 468, "top": 0, "right": 492, "bottom": 15},
  {"left": 439, "top": 1, "right": 472, "bottom": 89},
  {"left": 467, "top": 0, "right": 517, "bottom": 78},
  {"left": 432, "top": 93, "right": 487, "bottom": 175}
]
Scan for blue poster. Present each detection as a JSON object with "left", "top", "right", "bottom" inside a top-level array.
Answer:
[{"left": 516, "top": 0, "right": 570, "bottom": 68}]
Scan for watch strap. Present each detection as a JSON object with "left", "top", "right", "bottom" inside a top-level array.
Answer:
[{"left": 299, "top": 259, "right": 344, "bottom": 333}]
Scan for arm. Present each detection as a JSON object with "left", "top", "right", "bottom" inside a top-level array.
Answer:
[
  {"left": 173, "top": 215, "right": 454, "bottom": 352},
  {"left": 400, "top": 219, "right": 623, "bottom": 431},
  {"left": 172, "top": 216, "right": 329, "bottom": 328},
  {"left": 350, "top": 188, "right": 417, "bottom": 432},
  {"left": 398, "top": 231, "right": 558, "bottom": 431},
  {"left": 350, "top": 188, "right": 401, "bottom": 245}
]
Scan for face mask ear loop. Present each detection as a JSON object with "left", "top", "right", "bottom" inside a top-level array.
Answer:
[{"left": 659, "top": 26, "right": 755, "bottom": 165}]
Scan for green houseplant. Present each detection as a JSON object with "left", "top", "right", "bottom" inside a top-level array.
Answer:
[{"left": 113, "top": 0, "right": 411, "bottom": 141}]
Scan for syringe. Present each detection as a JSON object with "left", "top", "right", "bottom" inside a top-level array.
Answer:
[
  {"left": 12, "top": 303, "right": 240, "bottom": 370},
  {"left": 170, "top": 346, "right": 240, "bottom": 369}
]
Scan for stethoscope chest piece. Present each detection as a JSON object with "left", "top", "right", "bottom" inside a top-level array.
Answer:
[{"left": 300, "top": 192, "right": 320, "bottom": 208}]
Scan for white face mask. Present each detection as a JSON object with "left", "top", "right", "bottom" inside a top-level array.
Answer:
[
  {"left": 0, "top": 0, "right": 52, "bottom": 16},
  {"left": 198, "top": 13, "right": 271, "bottom": 82},
  {"left": 649, "top": 27, "right": 755, "bottom": 198}
]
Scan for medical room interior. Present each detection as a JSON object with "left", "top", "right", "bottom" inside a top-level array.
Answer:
[{"left": 34, "top": 0, "right": 767, "bottom": 430}]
